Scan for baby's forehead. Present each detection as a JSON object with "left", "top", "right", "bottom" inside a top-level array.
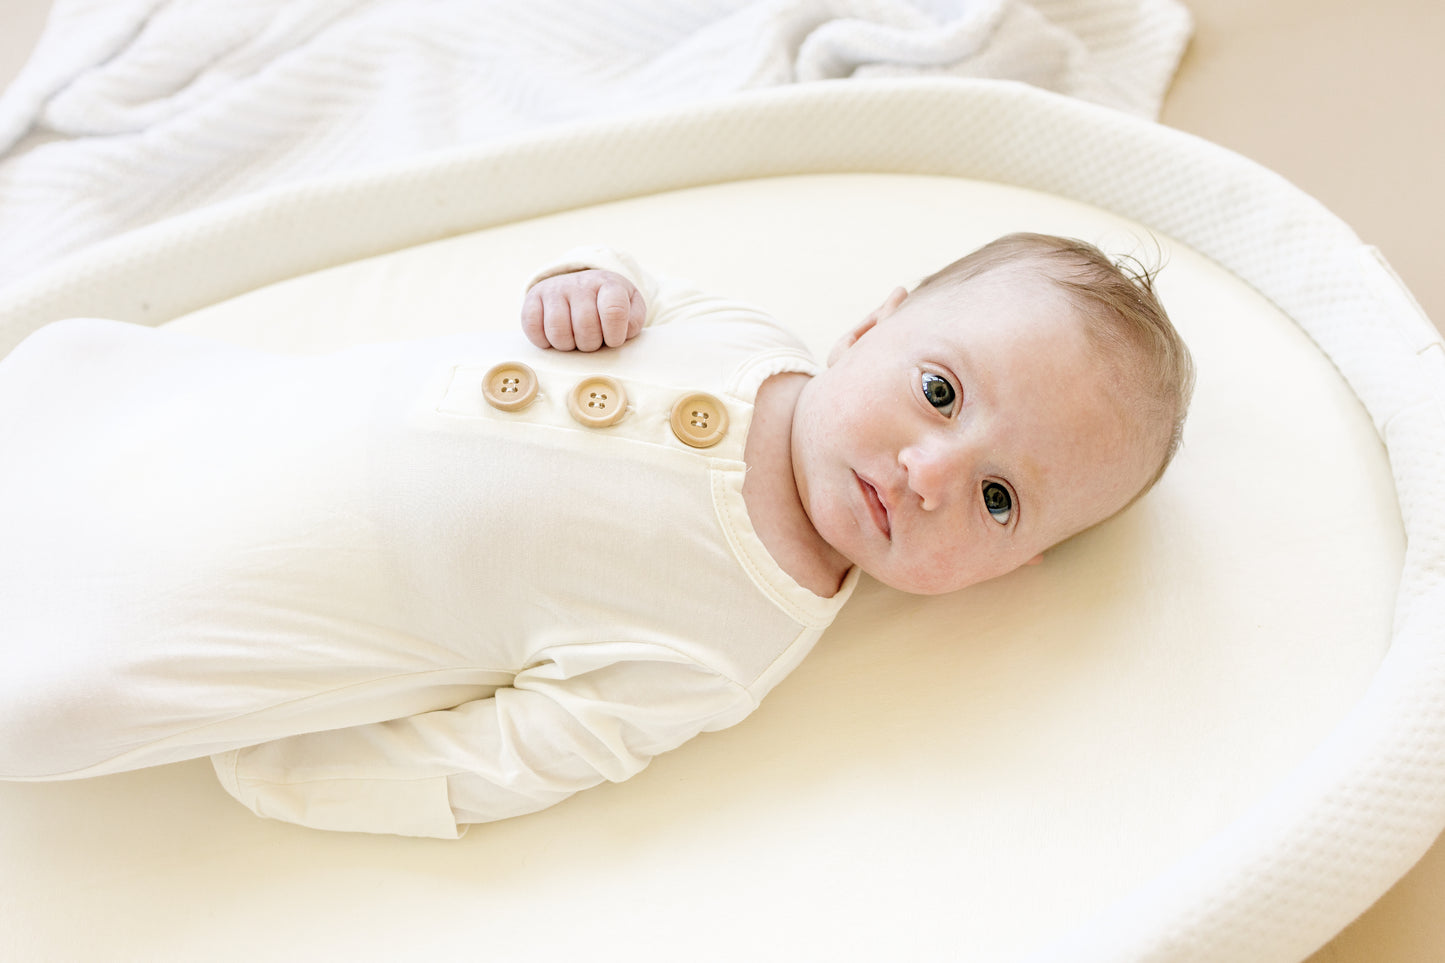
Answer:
[
  {"left": 917, "top": 260, "right": 1087, "bottom": 324},
  {"left": 917, "top": 266, "right": 1092, "bottom": 345}
]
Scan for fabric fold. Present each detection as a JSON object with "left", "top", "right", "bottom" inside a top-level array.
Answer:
[{"left": 0, "top": 0, "right": 1191, "bottom": 293}]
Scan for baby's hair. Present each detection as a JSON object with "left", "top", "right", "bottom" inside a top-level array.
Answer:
[{"left": 913, "top": 232, "right": 1195, "bottom": 500}]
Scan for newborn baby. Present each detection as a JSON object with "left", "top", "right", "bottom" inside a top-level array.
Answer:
[{"left": 0, "top": 233, "right": 1193, "bottom": 837}]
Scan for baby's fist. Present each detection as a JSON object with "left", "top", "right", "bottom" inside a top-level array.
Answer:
[{"left": 521, "top": 269, "right": 646, "bottom": 351}]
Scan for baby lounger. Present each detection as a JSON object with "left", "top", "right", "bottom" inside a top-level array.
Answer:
[{"left": 0, "top": 79, "right": 1440, "bottom": 962}]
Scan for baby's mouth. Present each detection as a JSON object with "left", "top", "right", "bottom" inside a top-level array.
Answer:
[{"left": 856, "top": 472, "right": 892, "bottom": 540}]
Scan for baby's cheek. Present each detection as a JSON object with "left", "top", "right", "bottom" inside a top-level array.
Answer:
[{"left": 885, "top": 553, "right": 969, "bottom": 596}]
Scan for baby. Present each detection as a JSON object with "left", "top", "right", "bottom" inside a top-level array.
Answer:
[{"left": 0, "top": 233, "right": 1192, "bottom": 837}]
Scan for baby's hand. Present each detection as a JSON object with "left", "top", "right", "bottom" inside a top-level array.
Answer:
[{"left": 521, "top": 269, "right": 646, "bottom": 351}]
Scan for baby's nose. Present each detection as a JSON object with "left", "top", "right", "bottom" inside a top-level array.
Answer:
[{"left": 899, "top": 440, "right": 964, "bottom": 511}]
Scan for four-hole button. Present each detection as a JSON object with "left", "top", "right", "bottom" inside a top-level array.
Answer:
[
  {"left": 482, "top": 361, "right": 539, "bottom": 411},
  {"left": 669, "top": 391, "right": 729, "bottom": 448},
  {"left": 567, "top": 375, "right": 628, "bottom": 428}
]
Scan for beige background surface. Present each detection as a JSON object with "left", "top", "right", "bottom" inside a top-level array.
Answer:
[{"left": 1, "top": 2, "right": 1441, "bottom": 960}]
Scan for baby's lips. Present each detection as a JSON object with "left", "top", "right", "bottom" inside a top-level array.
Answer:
[{"left": 856, "top": 472, "right": 892, "bottom": 539}]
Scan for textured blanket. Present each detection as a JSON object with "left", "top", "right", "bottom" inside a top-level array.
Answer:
[{"left": 0, "top": 0, "right": 1191, "bottom": 293}]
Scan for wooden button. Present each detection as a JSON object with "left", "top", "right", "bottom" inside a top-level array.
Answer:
[
  {"left": 669, "top": 392, "right": 729, "bottom": 448},
  {"left": 482, "top": 362, "right": 538, "bottom": 412},
  {"left": 567, "top": 375, "right": 627, "bottom": 428}
]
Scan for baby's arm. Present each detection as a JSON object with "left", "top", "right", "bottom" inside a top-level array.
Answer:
[
  {"left": 521, "top": 269, "right": 646, "bottom": 351},
  {"left": 210, "top": 646, "right": 750, "bottom": 838}
]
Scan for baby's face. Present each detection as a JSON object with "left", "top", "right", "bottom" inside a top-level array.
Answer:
[{"left": 790, "top": 264, "right": 1156, "bottom": 595}]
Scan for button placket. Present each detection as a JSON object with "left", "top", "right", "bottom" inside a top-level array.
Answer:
[{"left": 473, "top": 363, "right": 741, "bottom": 453}]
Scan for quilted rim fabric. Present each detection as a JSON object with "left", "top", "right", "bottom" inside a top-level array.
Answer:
[{"left": 1, "top": 78, "right": 1441, "bottom": 962}]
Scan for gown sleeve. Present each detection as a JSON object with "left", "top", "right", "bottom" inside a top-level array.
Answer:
[{"left": 211, "top": 642, "right": 755, "bottom": 838}]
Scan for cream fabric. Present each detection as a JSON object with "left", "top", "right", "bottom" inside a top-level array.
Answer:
[{"left": 0, "top": 79, "right": 1438, "bottom": 963}]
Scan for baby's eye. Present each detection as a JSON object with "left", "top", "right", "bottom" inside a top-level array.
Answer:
[
  {"left": 982, "top": 481, "right": 1012, "bottom": 525},
  {"left": 920, "top": 372, "right": 956, "bottom": 415}
]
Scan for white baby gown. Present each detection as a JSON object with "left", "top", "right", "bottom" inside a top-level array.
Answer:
[{"left": 0, "top": 252, "right": 857, "bottom": 837}]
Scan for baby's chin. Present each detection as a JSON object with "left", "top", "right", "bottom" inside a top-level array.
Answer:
[
  {"left": 863, "top": 566, "right": 978, "bottom": 597},
  {"left": 862, "top": 557, "right": 1033, "bottom": 596}
]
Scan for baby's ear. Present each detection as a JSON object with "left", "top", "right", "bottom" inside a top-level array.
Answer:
[
  {"left": 827, "top": 286, "right": 909, "bottom": 366},
  {"left": 876, "top": 286, "right": 909, "bottom": 320}
]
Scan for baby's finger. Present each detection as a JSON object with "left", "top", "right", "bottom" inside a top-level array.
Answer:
[
  {"left": 626, "top": 289, "right": 646, "bottom": 341},
  {"left": 541, "top": 289, "right": 576, "bottom": 351},
  {"left": 596, "top": 281, "right": 632, "bottom": 348},
  {"left": 569, "top": 291, "right": 605, "bottom": 352},
  {"left": 520, "top": 290, "right": 550, "bottom": 349}
]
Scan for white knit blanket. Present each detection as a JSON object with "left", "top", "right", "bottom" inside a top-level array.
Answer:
[{"left": 0, "top": 0, "right": 1191, "bottom": 293}]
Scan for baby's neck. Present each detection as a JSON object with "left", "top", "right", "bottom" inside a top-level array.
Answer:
[{"left": 743, "top": 372, "right": 852, "bottom": 598}]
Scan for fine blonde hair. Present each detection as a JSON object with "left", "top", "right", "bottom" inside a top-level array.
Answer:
[{"left": 914, "top": 232, "right": 1195, "bottom": 499}]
